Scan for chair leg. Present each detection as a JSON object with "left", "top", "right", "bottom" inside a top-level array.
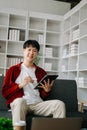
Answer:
[{"left": 78, "top": 102, "right": 84, "bottom": 112}]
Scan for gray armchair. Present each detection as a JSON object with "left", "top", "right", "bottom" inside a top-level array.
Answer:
[{"left": 26, "top": 79, "right": 87, "bottom": 130}]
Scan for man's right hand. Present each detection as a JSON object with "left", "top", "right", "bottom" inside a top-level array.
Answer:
[{"left": 19, "top": 76, "right": 34, "bottom": 88}]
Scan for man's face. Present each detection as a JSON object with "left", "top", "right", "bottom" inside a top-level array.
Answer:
[{"left": 23, "top": 45, "right": 38, "bottom": 62}]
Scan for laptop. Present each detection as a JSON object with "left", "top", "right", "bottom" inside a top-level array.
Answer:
[{"left": 31, "top": 117, "right": 82, "bottom": 130}]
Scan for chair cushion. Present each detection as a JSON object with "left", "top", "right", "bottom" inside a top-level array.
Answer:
[{"left": 47, "top": 79, "right": 78, "bottom": 112}]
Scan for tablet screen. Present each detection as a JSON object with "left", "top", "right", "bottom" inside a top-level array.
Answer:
[{"left": 35, "top": 74, "right": 58, "bottom": 89}]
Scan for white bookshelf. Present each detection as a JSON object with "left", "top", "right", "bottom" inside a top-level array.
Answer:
[
  {"left": 60, "top": 0, "right": 87, "bottom": 102},
  {"left": 0, "top": 10, "right": 63, "bottom": 76}
]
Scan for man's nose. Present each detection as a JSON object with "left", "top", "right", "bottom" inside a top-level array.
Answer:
[{"left": 30, "top": 50, "right": 34, "bottom": 54}]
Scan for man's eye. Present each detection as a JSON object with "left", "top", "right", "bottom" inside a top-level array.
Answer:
[
  {"left": 28, "top": 49, "right": 31, "bottom": 51},
  {"left": 34, "top": 50, "right": 37, "bottom": 52}
]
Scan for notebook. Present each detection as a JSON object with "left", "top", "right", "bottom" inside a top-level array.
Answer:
[{"left": 31, "top": 117, "right": 82, "bottom": 130}]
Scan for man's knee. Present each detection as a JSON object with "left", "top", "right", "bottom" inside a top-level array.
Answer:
[
  {"left": 54, "top": 100, "right": 65, "bottom": 107},
  {"left": 58, "top": 100, "right": 65, "bottom": 108},
  {"left": 53, "top": 100, "right": 66, "bottom": 112},
  {"left": 11, "top": 98, "right": 27, "bottom": 109}
]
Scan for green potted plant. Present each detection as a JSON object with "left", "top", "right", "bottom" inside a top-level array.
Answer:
[
  {"left": 0, "top": 117, "right": 13, "bottom": 130},
  {"left": 34, "top": 56, "right": 40, "bottom": 65}
]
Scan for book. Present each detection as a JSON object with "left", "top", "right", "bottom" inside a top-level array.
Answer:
[{"left": 35, "top": 74, "right": 58, "bottom": 89}]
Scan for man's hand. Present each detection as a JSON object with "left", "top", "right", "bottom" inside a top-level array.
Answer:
[
  {"left": 39, "top": 79, "right": 54, "bottom": 92},
  {"left": 19, "top": 76, "right": 34, "bottom": 89}
]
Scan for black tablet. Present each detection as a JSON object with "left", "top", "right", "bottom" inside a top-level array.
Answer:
[{"left": 35, "top": 74, "right": 58, "bottom": 89}]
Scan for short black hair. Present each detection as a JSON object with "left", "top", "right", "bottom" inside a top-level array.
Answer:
[{"left": 23, "top": 40, "right": 40, "bottom": 52}]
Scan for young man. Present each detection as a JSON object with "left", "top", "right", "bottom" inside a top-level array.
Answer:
[{"left": 2, "top": 40, "right": 66, "bottom": 130}]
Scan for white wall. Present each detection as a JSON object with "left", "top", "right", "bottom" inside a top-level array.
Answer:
[{"left": 0, "top": 0, "right": 70, "bottom": 15}]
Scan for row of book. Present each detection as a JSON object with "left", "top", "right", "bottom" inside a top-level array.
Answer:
[
  {"left": 62, "top": 43, "right": 78, "bottom": 57},
  {"left": 45, "top": 47, "right": 53, "bottom": 57},
  {"left": 72, "top": 29, "right": 79, "bottom": 41},
  {"left": 64, "top": 28, "right": 79, "bottom": 43},
  {"left": 8, "top": 30, "right": 44, "bottom": 43},
  {"left": 7, "top": 57, "right": 23, "bottom": 67},
  {"left": 78, "top": 77, "right": 87, "bottom": 88},
  {"left": 7, "top": 58, "right": 52, "bottom": 71},
  {"left": 9, "top": 29, "right": 20, "bottom": 41},
  {"left": 61, "top": 63, "right": 78, "bottom": 71},
  {"left": 38, "top": 34, "right": 44, "bottom": 44},
  {"left": 70, "top": 43, "right": 78, "bottom": 56}
]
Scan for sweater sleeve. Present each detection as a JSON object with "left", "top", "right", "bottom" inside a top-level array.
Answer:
[
  {"left": 2, "top": 66, "right": 22, "bottom": 100},
  {"left": 40, "top": 89, "right": 51, "bottom": 100}
]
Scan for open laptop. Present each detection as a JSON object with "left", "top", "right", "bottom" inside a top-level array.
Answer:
[{"left": 31, "top": 117, "right": 82, "bottom": 130}]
